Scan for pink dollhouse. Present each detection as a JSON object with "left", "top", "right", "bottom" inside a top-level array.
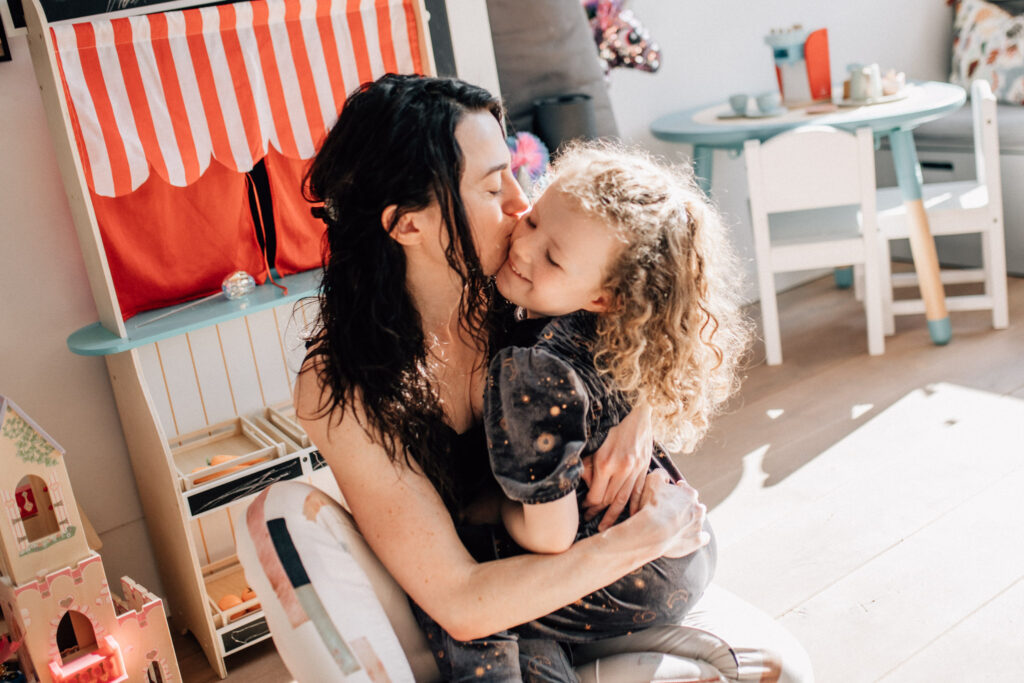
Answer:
[{"left": 0, "top": 395, "right": 181, "bottom": 683}]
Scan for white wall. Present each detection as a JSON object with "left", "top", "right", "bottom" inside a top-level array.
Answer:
[
  {"left": 0, "top": 28, "right": 163, "bottom": 595},
  {"left": 0, "top": 0, "right": 957, "bottom": 602},
  {"left": 607, "top": 0, "right": 955, "bottom": 302}
]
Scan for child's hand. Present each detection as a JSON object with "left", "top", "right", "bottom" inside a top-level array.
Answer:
[{"left": 583, "top": 402, "right": 653, "bottom": 531}]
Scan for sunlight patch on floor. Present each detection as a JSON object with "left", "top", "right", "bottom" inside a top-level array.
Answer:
[
  {"left": 709, "top": 383, "right": 1024, "bottom": 682},
  {"left": 850, "top": 403, "right": 873, "bottom": 419},
  {"left": 705, "top": 444, "right": 770, "bottom": 540}
]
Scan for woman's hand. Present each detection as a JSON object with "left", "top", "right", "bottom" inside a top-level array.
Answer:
[
  {"left": 635, "top": 471, "right": 709, "bottom": 559},
  {"left": 582, "top": 402, "right": 653, "bottom": 531}
]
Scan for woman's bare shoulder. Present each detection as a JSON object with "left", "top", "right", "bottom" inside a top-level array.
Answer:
[
  {"left": 292, "top": 356, "right": 450, "bottom": 530},
  {"left": 294, "top": 357, "right": 380, "bottom": 473},
  {"left": 292, "top": 356, "right": 488, "bottom": 625}
]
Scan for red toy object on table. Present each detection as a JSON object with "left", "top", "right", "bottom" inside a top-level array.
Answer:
[{"left": 765, "top": 26, "right": 832, "bottom": 107}]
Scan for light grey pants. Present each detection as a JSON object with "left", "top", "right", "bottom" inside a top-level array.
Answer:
[{"left": 236, "top": 481, "right": 814, "bottom": 682}]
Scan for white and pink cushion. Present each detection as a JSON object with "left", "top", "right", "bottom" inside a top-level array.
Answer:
[{"left": 237, "top": 481, "right": 814, "bottom": 682}]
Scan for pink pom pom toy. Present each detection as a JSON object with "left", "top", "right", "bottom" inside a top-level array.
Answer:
[{"left": 506, "top": 132, "right": 550, "bottom": 185}]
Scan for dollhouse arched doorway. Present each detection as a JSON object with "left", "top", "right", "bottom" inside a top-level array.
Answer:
[
  {"left": 14, "top": 475, "right": 59, "bottom": 542},
  {"left": 56, "top": 610, "right": 96, "bottom": 663}
]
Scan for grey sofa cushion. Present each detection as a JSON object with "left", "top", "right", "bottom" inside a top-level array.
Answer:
[
  {"left": 912, "top": 101, "right": 1024, "bottom": 153},
  {"left": 486, "top": 0, "right": 618, "bottom": 138}
]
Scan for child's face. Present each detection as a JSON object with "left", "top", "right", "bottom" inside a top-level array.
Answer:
[{"left": 494, "top": 182, "right": 621, "bottom": 318}]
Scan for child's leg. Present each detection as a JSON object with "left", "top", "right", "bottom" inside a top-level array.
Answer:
[
  {"left": 516, "top": 522, "right": 717, "bottom": 643},
  {"left": 411, "top": 601, "right": 576, "bottom": 682}
]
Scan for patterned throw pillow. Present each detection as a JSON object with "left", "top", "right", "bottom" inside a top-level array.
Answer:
[{"left": 951, "top": 0, "right": 1024, "bottom": 103}]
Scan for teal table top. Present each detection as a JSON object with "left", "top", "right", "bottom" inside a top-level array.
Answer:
[
  {"left": 651, "top": 81, "right": 966, "bottom": 148},
  {"left": 67, "top": 269, "right": 321, "bottom": 356}
]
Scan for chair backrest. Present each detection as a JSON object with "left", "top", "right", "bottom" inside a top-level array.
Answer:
[
  {"left": 744, "top": 126, "right": 878, "bottom": 219},
  {"left": 971, "top": 79, "right": 1002, "bottom": 209}
]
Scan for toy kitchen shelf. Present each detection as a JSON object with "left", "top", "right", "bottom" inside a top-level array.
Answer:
[
  {"left": 22, "top": 0, "right": 436, "bottom": 675},
  {"left": 66, "top": 270, "right": 321, "bottom": 357}
]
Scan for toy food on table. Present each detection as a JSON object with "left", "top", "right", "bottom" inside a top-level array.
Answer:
[
  {"left": 842, "top": 65, "right": 905, "bottom": 102},
  {"left": 882, "top": 68, "right": 906, "bottom": 96}
]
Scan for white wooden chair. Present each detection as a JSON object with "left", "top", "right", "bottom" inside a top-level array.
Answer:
[
  {"left": 744, "top": 126, "right": 885, "bottom": 365},
  {"left": 874, "top": 79, "right": 1009, "bottom": 334}
]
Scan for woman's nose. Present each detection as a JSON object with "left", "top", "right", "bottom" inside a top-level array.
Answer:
[{"left": 503, "top": 177, "right": 530, "bottom": 216}]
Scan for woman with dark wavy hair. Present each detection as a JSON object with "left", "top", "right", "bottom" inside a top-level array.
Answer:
[
  {"left": 294, "top": 73, "right": 706, "bottom": 677},
  {"left": 284, "top": 74, "right": 812, "bottom": 681}
]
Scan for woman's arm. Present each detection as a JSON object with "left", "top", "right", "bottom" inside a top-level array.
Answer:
[
  {"left": 500, "top": 494, "right": 578, "bottom": 554},
  {"left": 296, "top": 365, "right": 706, "bottom": 642}
]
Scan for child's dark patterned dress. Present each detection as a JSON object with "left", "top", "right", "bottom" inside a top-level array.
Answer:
[
  {"left": 412, "top": 312, "right": 716, "bottom": 681},
  {"left": 483, "top": 311, "right": 716, "bottom": 641}
]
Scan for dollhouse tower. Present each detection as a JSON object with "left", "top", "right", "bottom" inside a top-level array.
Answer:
[{"left": 0, "top": 395, "right": 181, "bottom": 682}]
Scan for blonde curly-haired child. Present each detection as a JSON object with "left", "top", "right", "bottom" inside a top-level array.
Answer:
[{"left": 417, "top": 140, "right": 752, "bottom": 678}]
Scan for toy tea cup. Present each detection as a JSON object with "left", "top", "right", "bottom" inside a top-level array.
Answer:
[
  {"left": 729, "top": 93, "right": 749, "bottom": 115},
  {"left": 755, "top": 90, "right": 782, "bottom": 114}
]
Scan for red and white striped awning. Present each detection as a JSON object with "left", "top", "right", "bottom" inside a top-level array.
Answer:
[{"left": 52, "top": 0, "right": 424, "bottom": 197}]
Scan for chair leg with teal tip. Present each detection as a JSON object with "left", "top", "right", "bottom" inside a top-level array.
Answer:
[
  {"left": 889, "top": 129, "right": 952, "bottom": 345},
  {"left": 833, "top": 266, "right": 854, "bottom": 289}
]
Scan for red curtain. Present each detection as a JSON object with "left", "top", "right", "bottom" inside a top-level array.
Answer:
[
  {"left": 264, "top": 149, "right": 326, "bottom": 276},
  {"left": 51, "top": 0, "right": 424, "bottom": 319},
  {"left": 90, "top": 161, "right": 268, "bottom": 319}
]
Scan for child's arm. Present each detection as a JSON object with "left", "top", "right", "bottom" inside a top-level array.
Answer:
[
  {"left": 584, "top": 399, "right": 653, "bottom": 530},
  {"left": 485, "top": 346, "right": 591, "bottom": 552},
  {"left": 501, "top": 494, "right": 579, "bottom": 554}
]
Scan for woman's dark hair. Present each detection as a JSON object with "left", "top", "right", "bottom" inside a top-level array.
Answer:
[{"left": 303, "top": 74, "right": 503, "bottom": 509}]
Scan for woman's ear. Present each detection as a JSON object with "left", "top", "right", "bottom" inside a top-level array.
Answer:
[{"left": 381, "top": 205, "right": 424, "bottom": 246}]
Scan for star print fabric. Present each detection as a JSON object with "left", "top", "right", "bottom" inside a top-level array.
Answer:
[
  {"left": 485, "top": 345, "right": 590, "bottom": 505},
  {"left": 479, "top": 311, "right": 717, "bottom": 644},
  {"left": 409, "top": 312, "right": 717, "bottom": 678},
  {"left": 485, "top": 312, "right": 630, "bottom": 507}
]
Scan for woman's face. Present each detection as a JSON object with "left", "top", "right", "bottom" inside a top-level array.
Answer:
[{"left": 454, "top": 111, "right": 529, "bottom": 276}]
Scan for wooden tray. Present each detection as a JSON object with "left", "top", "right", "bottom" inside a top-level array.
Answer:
[
  {"left": 202, "top": 556, "right": 261, "bottom": 629},
  {"left": 171, "top": 418, "right": 284, "bottom": 491},
  {"left": 267, "top": 401, "right": 309, "bottom": 447}
]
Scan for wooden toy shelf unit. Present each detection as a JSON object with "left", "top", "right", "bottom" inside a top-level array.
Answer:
[{"left": 22, "top": 0, "right": 435, "bottom": 675}]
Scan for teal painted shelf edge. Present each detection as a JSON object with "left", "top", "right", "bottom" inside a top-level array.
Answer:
[{"left": 67, "top": 269, "right": 322, "bottom": 356}]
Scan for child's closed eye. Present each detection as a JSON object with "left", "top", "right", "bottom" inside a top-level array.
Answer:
[{"left": 546, "top": 251, "right": 560, "bottom": 268}]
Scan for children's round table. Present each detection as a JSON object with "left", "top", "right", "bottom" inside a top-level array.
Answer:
[{"left": 650, "top": 80, "right": 967, "bottom": 345}]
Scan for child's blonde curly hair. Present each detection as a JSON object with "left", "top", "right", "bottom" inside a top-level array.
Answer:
[{"left": 548, "top": 140, "right": 751, "bottom": 453}]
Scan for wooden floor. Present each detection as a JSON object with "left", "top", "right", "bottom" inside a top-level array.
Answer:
[
  {"left": 177, "top": 274, "right": 1024, "bottom": 682},
  {"left": 692, "top": 272, "right": 1024, "bottom": 682}
]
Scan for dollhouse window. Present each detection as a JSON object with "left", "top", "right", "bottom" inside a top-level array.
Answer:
[
  {"left": 56, "top": 610, "right": 97, "bottom": 663},
  {"left": 14, "top": 476, "right": 59, "bottom": 543}
]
